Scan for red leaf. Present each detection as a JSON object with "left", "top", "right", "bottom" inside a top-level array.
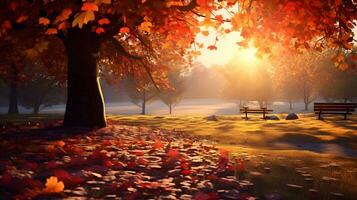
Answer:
[
  {"left": 207, "top": 45, "right": 217, "bottom": 50},
  {"left": 81, "top": 3, "right": 99, "bottom": 12},
  {"left": 120, "top": 27, "right": 130, "bottom": 33},
  {"left": 181, "top": 169, "right": 190, "bottom": 175},
  {"left": 95, "top": 27, "right": 105, "bottom": 34},
  {"left": 153, "top": 139, "right": 164, "bottom": 149},
  {"left": 166, "top": 148, "right": 180, "bottom": 158},
  {"left": 1, "top": 20, "right": 12, "bottom": 30},
  {"left": 98, "top": 18, "right": 110, "bottom": 25}
]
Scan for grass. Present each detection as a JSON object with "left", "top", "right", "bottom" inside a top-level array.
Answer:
[
  {"left": 109, "top": 114, "right": 357, "bottom": 200},
  {"left": 1, "top": 113, "right": 357, "bottom": 199},
  {"left": 0, "top": 114, "right": 63, "bottom": 124}
]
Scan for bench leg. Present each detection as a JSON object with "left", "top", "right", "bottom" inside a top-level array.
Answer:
[
  {"left": 245, "top": 112, "right": 248, "bottom": 120},
  {"left": 318, "top": 113, "right": 321, "bottom": 120},
  {"left": 263, "top": 112, "right": 266, "bottom": 119},
  {"left": 344, "top": 114, "right": 347, "bottom": 120}
]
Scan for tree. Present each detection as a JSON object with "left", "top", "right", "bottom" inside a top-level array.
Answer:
[
  {"left": 272, "top": 50, "right": 328, "bottom": 110},
  {"left": 0, "top": 35, "right": 29, "bottom": 114},
  {"left": 1, "top": 0, "right": 355, "bottom": 127},
  {"left": 319, "top": 51, "right": 357, "bottom": 102},
  {"left": 123, "top": 77, "right": 157, "bottom": 115},
  {"left": 160, "top": 69, "right": 186, "bottom": 114},
  {"left": 19, "top": 77, "right": 66, "bottom": 114},
  {"left": 270, "top": 52, "right": 302, "bottom": 110},
  {"left": 220, "top": 61, "right": 251, "bottom": 111}
]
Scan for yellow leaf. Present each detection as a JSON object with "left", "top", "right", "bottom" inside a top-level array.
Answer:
[
  {"left": 84, "top": 11, "right": 95, "bottom": 25},
  {"left": 72, "top": 11, "right": 95, "bottom": 28},
  {"left": 43, "top": 176, "right": 64, "bottom": 193},
  {"left": 39, "top": 17, "right": 50, "bottom": 26},
  {"left": 102, "top": 0, "right": 111, "bottom": 4},
  {"left": 139, "top": 20, "right": 152, "bottom": 33}
]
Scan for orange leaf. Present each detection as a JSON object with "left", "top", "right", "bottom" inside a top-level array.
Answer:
[
  {"left": 201, "top": 31, "right": 209, "bottom": 36},
  {"left": 39, "top": 17, "right": 50, "bottom": 26},
  {"left": 120, "top": 27, "right": 130, "bottom": 33},
  {"left": 197, "top": 0, "right": 208, "bottom": 7},
  {"left": 54, "top": 8, "right": 72, "bottom": 24},
  {"left": 207, "top": 45, "right": 217, "bottom": 50},
  {"left": 215, "top": 15, "right": 224, "bottom": 24},
  {"left": 98, "top": 18, "right": 110, "bottom": 25},
  {"left": 82, "top": 3, "right": 99, "bottom": 12},
  {"left": 43, "top": 176, "right": 64, "bottom": 193},
  {"left": 95, "top": 27, "right": 105, "bottom": 34},
  {"left": 57, "top": 22, "right": 68, "bottom": 30},
  {"left": 45, "top": 28, "right": 58, "bottom": 35},
  {"left": 16, "top": 15, "right": 28, "bottom": 23},
  {"left": 236, "top": 41, "right": 248, "bottom": 47}
]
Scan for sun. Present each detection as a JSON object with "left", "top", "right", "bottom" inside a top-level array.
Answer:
[{"left": 195, "top": 31, "right": 260, "bottom": 68}]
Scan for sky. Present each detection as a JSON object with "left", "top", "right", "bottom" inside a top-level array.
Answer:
[{"left": 195, "top": 27, "right": 357, "bottom": 68}]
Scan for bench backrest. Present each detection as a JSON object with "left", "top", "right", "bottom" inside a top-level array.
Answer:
[
  {"left": 314, "top": 103, "right": 357, "bottom": 112},
  {"left": 240, "top": 107, "right": 273, "bottom": 112}
]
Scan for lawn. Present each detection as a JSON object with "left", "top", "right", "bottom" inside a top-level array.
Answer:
[
  {"left": 1, "top": 113, "right": 356, "bottom": 199},
  {"left": 109, "top": 114, "right": 357, "bottom": 200}
]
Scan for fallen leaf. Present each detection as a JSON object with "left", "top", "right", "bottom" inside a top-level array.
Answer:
[{"left": 43, "top": 176, "right": 64, "bottom": 193}]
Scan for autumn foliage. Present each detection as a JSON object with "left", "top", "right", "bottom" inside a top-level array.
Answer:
[{"left": 0, "top": 0, "right": 356, "bottom": 126}]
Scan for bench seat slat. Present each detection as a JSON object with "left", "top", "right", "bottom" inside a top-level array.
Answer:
[
  {"left": 314, "top": 112, "right": 352, "bottom": 115},
  {"left": 314, "top": 103, "right": 357, "bottom": 105},
  {"left": 240, "top": 109, "right": 273, "bottom": 112},
  {"left": 314, "top": 109, "right": 355, "bottom": 112},
  {"left": 314, "top": 105, "right": 356, "bottom": 108}
]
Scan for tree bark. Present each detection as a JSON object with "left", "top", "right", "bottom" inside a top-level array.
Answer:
[
  {"left": 289, "top": 99, "right": 293, "bottom": 110},
  {"left": 33, "top": 103, "right": 40, "bottom": 114},
  {"left": 8, "top": 82, "right": 19, "bottom": 114},
  {"left": 63, "top": 28, "right": 106, "bottom": 127},
  {"left": 304, "top": 102, "right": 309, "bottom": 110},
  {"left": 141, "top": 91, "right": 146, "bottom": 115}
]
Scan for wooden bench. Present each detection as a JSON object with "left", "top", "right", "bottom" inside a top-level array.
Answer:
[
  {"left": 240, "top": 107, "right": 273, "bottom": 119},
  {"left": 314, "top": 102, "right": 357, "bottom": 120}
]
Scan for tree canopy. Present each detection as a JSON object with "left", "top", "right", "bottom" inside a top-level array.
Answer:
[{"left": 0, "top": 0, "right": 356, "bottom": 127}]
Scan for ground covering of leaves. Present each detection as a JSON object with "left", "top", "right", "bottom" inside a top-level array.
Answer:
[{"left": 0, "top": 121, "right": 254, "bottom": 200}]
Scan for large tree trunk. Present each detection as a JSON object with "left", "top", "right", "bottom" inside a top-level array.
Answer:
[
  {"left": 8, "top": 82, "right": 19, "bottom": 114},
  {"left": 63, "top": 28, "right": 106, "bottom": 127}
]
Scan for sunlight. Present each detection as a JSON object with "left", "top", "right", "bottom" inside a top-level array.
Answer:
[{"left": 195, "top": 31, "right": 261, "bottom": 69}]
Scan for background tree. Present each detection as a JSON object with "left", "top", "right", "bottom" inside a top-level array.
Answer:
[
  {"left": 19, "top": 77, "right": 66, "bottom": 114},
  {"left": 160, "top": 69, "right": 186, "bottom": 114},
  {"left": 123, "top": 77, "right": 157, "bottom": 115},
  {"left": 319, "top": 51, "right": 357, "bottom": 102},
  {"left": 220, "top": 62, "right": 251, "bottom": 111},
  {"left": 270, "top": 52, "right": 302, "bottom": 110}
]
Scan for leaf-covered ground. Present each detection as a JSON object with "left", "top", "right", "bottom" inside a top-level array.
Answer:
[{"left": 0, "top": 121, "right": 254, "bottom": 199}]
